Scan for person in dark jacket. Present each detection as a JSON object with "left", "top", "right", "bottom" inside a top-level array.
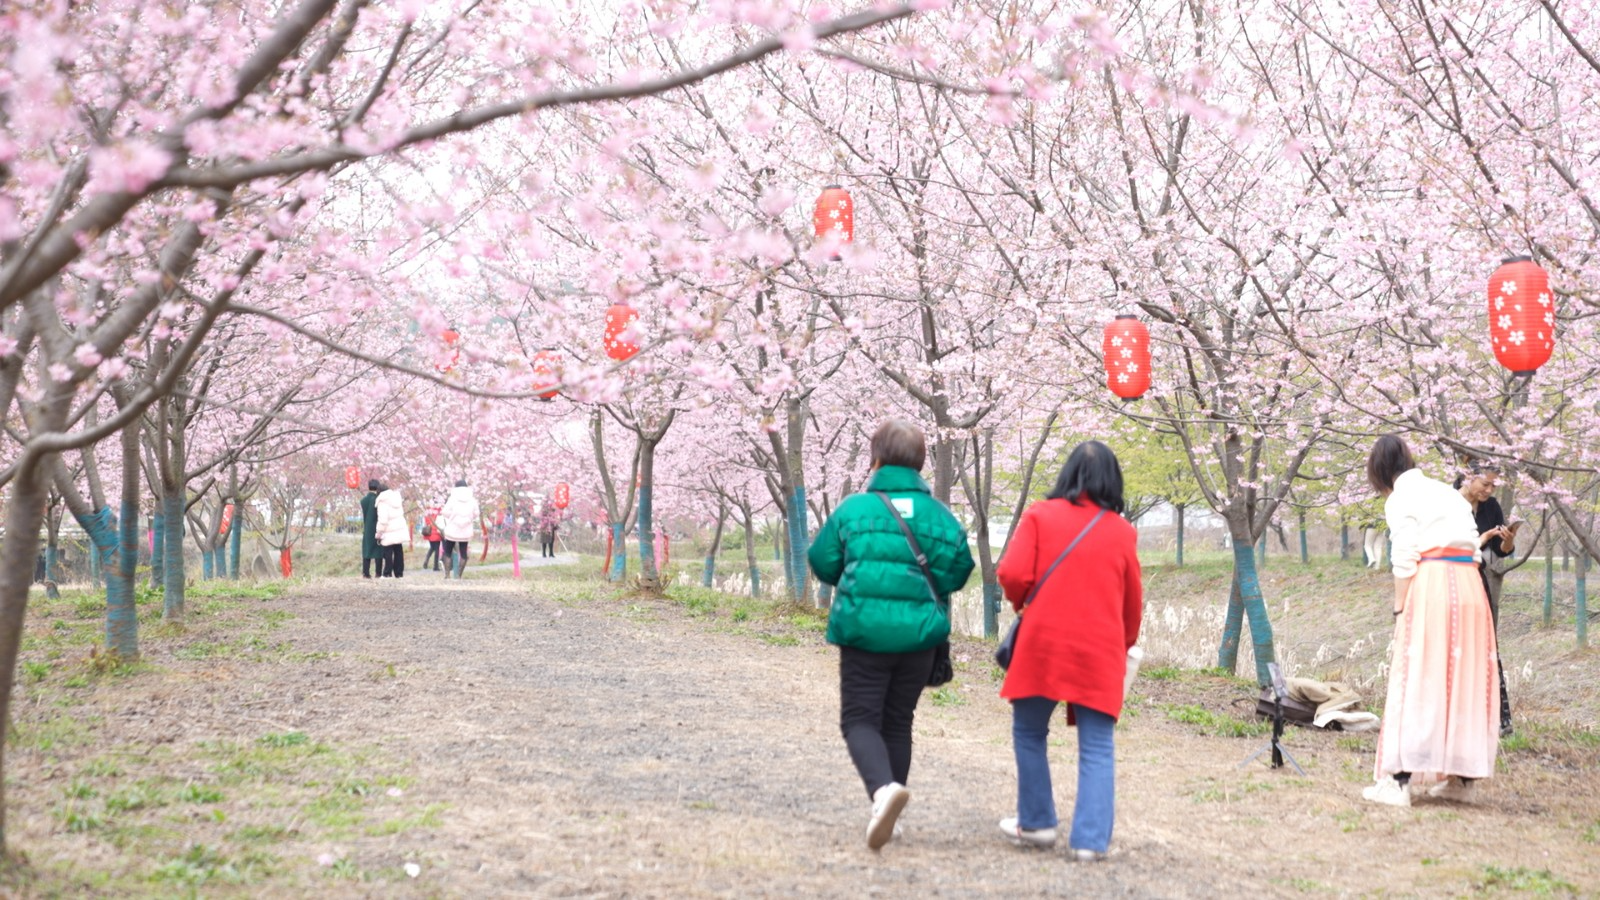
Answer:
[
  {"left": 360, "top": 479, "right": 382, "bottom": 578},
  {"left": 1455, "top": 462, "right": 1517, "bottom": 737},
  {"left": 808, "top": 419, "right": 975, "bottom": 850}
]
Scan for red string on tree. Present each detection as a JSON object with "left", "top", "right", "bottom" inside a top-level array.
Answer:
[
  {"left": 532, "top": 349, "right": 561, "bottom": 400},
  {"left": 1103, "top": 315, "right": 1151, "bottom": 400},
  {"left": 553, "top": 482, "right": 571, "bottom": 509},
  {"left": 344, "top": 466, "right": 361, "bottom": 490},
  {"left": 813, "top": 185, "right": 854, "bottom": 261},
  {"left": 604, "top": 304, "right": 639, "bottom": 361},
  {"left": 1487, "top": 256, "right": 1555, "bottom": 376}
]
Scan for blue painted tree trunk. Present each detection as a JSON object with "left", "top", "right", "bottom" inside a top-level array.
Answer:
[
  {"left": 1175, "top": 505, "right": 1186, "bottom": 567},
  {"left": 608, "top": 523, "right": 626, "bottom": 582},
  {"left": 637, "top": 486, "right": 658, "bottom": 587},
  {"left": 983, "top": 580, "right": 1002, "bottom": 639},
  {"left": 1577, "top": 553, "right": 1589, "bottom": 648},
  {"left": 74, "top": 507, "right": 117, "bottom": 592},
  {"left": 1218, "top": 567, "right": 1243, "bottom": 673},
  {"left": 162, "top": 493, "right": 185, "bottom": 620},
  {"left": 786, "top": 487, "right": 808, "bottom": 602},
  {"left": 44, "top": 544, "right": 60, "bottom": 599},
  {"left": 201, "top": 547, "right": 214, "bottom": 580},
  {"left": 702, "top": 555, "right": 715, "bottom": 588},
  {"left": 229, "top": 516, "right": 242, "bottom": 579},
  {"left": 150, "top": 512, "right": 165, "bottom": 588},
  {"left": 749, "top": 565, "right": 760, "bottom": 597},
  {"left": 1232, "top": 541, "right": 1276, "bottom": 685},
  {"left": 108, "top": 497, "right": 140, "bottom": 658}
]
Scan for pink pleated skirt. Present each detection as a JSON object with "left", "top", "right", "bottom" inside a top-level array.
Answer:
[{"left": 1375, "top": 551, "right": 1500, "bottom": 783}]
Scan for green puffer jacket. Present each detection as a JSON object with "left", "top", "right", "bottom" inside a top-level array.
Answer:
[{"left": 808, "top": 466, "right": 976, "bottom": 654}]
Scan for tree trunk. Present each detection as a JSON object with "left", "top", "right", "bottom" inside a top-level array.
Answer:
[
  {"left": 1176, "top": 504, "right": 1186, "bottom": 567},
  {"left": 1298, "top": 509, "right": 1308, "bottom": 563},
  {"left": 0, "top": 457, "right": 52, "bottom": 850},
  {"left": 637, "top": 435, "right": 660, "bottom": 592},
  {"left": 150, "top": 509, "right": 165, "bottom": 589},
  {"left": 107, "top": 419, "right": 141, "bottom": 659},
  {"left": 1578, "top": 550, "right": 1590, "bottom": 649},
  {"left": 230, "top": 509, "right": 244, "bottom": 579},
  {"left": 782, "top": 398, "right": 812, "bottom": 605},
  {"left": 608, "top": 523, "right": 626, "bottom": 582},
  {"left": 743, "top": 508, "right": 760, "bottom": 598},
  {"left": 703, "top": 504, "right": 727, "bottom": 588},
  {"left": 1340, "top": 522, "right": 1349, "bottom": 561},
  {"left": 162, "top": 491, "right": 185, "bottom": 621}
]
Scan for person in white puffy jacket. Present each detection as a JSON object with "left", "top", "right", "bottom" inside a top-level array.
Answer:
[
  {"left": 435, "top": 479, "right": 482, "bottom": 579},
  {"left": 374, "top": 484, "right": 409, "bottom": 578}
]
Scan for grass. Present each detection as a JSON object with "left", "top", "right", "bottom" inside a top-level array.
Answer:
[
  {"left": 1475, "top": 865, "right": 1579, "bottom": 896},
  {"left": 1165, "top": 703, "right": 1270, "bottom": 738},
  {"left": 4, "top": 577, "right": 448, "bottom": 896}
]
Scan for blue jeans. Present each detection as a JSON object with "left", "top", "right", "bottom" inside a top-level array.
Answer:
[{"left": 1012, "top": 697, "right": 1117, "bottom": 853}]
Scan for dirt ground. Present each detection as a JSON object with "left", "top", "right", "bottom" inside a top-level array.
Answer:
[{"left": 7, "top": 570, "right": 1599, "bottom": 897}]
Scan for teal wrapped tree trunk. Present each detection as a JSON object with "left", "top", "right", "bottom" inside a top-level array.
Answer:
[
  {"left": 229, "top": 513, "right": 243, "bottom": 579},
  {"left": 107, "top": 497, "right": 140, "bottom": 658},
  {"left": 162, "top": 493, "right": 185, "bottom": 620},
  {"left": 608, "top": 523, "right": 626, "bottom": 582}
]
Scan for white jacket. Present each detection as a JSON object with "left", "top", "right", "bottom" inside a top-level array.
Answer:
[
  {"left": 436, "top": 485, "right": 481, "bottom": 542},
  {"left": 375, "top": 489, "right": 409, "bottom": 546}
]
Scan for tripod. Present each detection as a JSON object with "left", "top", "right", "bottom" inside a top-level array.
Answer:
[{"left": 1238, "top": 662, "right": 1306, "bottom": 775}]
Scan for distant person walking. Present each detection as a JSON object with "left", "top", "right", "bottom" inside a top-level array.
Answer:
[
  {"left": 995, "top": 441, "right": 1143, "bottom": 861},
  {"left": 436, "top": 478, "right": 482, "bottom": 579},
  {"left": 421, "top": 509, "right": 443, "bottom": 571},
  {"left": 807, "top": 419, "right": 974, "bottom": 850},
  {"left": 1454, "top": 462, "right": 1518, "bottom": 737},
  {"left": 538, "top": 504, "right": 559, "bottom": 559},
  {"left": 1364, "top": 435, "right": 1499, "bottom": 807},
  {"left": 360, "top": 479, "right": 382, "bottom": 579},
  {"left": 375, "top": 483, "right": 408, "bottom": 578}
]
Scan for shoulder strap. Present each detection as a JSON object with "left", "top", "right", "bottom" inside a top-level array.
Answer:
[
  {"left": 873, "top": 491, "right": 941, "bottom": 604},
  {"left": 1020, "top": 508, "right": 1107, "bottom": 609}
]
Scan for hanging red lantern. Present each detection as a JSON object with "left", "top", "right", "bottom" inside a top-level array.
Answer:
[
  {"left": 218, "top": 503, "right": 235, "bottom": 537},
  {"left": 1103, "top": 315, "right": 1151, "bottom": 400},
  {"left": 280, "top": 546, "right": 293, "bottom": 578},
  {"left": 344, "top": 466, "right": 361, "bottom": 490},
  {"left": 532, "top": 349, "right": 561, "bottom": 400},
  {"left": 603, "top": 303, "right": 639, "bottom": 361},
  {"left": 438, "top": 327, "right": 462, "bottom": 373},
  {"left": 553, "top": 482, "right": 571, "bottom": 509},
  {"left": 813, "top": 185, "right": 854, "bottom": 261},
  {"left": 1487, "top": 256, "right": 1554, "bottom": 375}
]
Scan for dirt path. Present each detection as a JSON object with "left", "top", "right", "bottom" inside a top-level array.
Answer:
[{"left": 222, "top": 576, "right": 1593, "bottom": 899}]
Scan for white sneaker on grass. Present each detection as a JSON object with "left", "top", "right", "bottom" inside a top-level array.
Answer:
[
  {"left": 998, "top": 817, "right": 1057, "bottom": 848},
  {"left": 1362, "top": 776, "right": 1411, "bottom": 807},
  {"left": 1427, "top": 776, "right": 1477, "bottom": 803},
  {"left": 867, "top": 784, "right": 909, "bottom": 850}
]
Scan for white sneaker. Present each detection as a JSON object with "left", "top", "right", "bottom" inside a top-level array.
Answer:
[
  {"left": 1362, "top": 776, "right": 1411, "bottom": 807},
  {"left": 998, "top": 816, "right": 1058, "bottom": 848},
  {"left": 1070, "top": 848, "right": 1108, "bottom": 862},
  {"left": 867, "top": 784, "right": 909, "bottom": 850},
  {"left": 1427, "top": 776, "right": 1477, "bottom": 803}
]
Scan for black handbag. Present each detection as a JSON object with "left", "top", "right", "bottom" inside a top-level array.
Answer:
[
  {"left": 873, "top": 492, "right": 954, "bottom": 687},
  {"left": 995, "top": 509, "right": 1105, "bottom": 670}
]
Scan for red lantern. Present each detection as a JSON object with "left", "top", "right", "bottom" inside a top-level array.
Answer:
[
  {"left": 603, "top": 303, "right": 639, "bottom": 361},
  {"left": 1103, "top": 315, "right": 1151, "bottom": 400},
  {"left": 280, "top": 546, "right": 293, "bottom": 578},
  {"left": 553, "top": 483, "right": 571, "bottom": 509},
  {"left": 218, "top": 503, "right": 235, "bottom": 537},
  {"left": 532, "top": 349, "right": 561, "bottom": 400},
  {"left": 344, "top": 466, "right": 361, "bottom": 490},
  {"left": 813, "top": 185, "right": 854, "bottom": 261},
  {"left": 1487, "top": 256, "right": 1554, "bottom": 375},
  {"left": 438, "top": 327, "right": 461, "bottom": 373}
]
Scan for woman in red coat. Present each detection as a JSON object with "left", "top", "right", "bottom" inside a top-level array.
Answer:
[{"left": 995, "top": 441, "right": 1142, "bottom": 860}]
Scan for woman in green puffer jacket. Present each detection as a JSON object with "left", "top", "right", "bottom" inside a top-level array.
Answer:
[{"left": 808, "top": 418, "right": 975, "bottom": 850}]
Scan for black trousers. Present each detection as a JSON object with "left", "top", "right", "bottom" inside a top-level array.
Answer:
[
  {"left": 1480, "top": 567, "right": 1513, "bottom": 729},
  {"left": 381, "top": 544, "right": 404, "bottom": 578},
  {"left": 540, "top": 535, "right": 555, "bottom": 557},
  {"left": 442, "top": 540, "right": 469, "bottom": 573},
  {"left": 363, "top": 555, "right": 379, "bottom": 578},
  {"left": 423, "top": 541, "right": 440, "bottom": 570},
  {"left": 839, "top": 645, "right": 936, "bottom": 799}
]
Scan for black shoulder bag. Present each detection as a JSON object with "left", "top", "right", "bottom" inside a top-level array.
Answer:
[
  {"left": 994, "top": 509, "right": 1105, "bottom": 670},
  {"left": 873, "top": 491, "right": 954, "bottom": 687}
]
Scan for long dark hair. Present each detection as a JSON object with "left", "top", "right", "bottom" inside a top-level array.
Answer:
[
  {"left": 1366, "top": 434, "right": 1415, "bottom": 495},
  {"left": 1045, "top": 441, "right": 1125, "bottom": 514}
]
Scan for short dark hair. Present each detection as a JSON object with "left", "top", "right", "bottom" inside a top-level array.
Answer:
[
  {"left": 1366, "top": 435, "right": 1415, "bottom": 494},
  {"left": 1046, "top": 441, "right": 1125, "bottom": 514},
  {"left": 368, "top": 479, "right": 381, "bottom": 491},
  {"left": 455, "top": 478, "right": 468, "bottom": 488},
  {"left": 870, "top": 419, "right": 926, "bottom": 471}
]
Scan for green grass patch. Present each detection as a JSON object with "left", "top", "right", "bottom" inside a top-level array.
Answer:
[
  {"left": 1475, "top": 865, "right": 1578, "bottom": 895},
  {"left": 149, "top": 842, "right": 278, "bottom": 888},
  {"left": 757, "top": 632, "right": 800, "bottom": 647},
  {"left": 929, "top": 685, "right": 966, "bottom": 707},
  {"left": 1142, "top": 665, "right": 1182, "bottom": 681},
  {"left": 178, "top": 783, "right": 225, "bottom": 804},
  {"left": 9, "top": 712, "right": 91, "bottom": 751},
  {"left": 363, "top": 802, "right": 446, "bottom": 836},
  {"left": 1165, "top": 703, "right": 1270, "bottom": 738}
]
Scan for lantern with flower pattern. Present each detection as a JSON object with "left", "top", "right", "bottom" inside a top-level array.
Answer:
[
  {"left": 1103, "top": 315, "right": 1150, "bottom": 400},
  {"left": 1487, "top": 256, "right": 1555, "bottom": 376},
  {"left": 813, "top": 185, "right": 854, "bottom": 261}
]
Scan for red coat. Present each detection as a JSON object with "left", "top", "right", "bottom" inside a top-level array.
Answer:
[{"left": 997, "top": 498, "right": 1143, "bottom": 720}]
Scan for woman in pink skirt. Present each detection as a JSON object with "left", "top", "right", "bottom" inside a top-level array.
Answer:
[{"left": 1363, "top": 435, "right": 1500, "bottom": 807}]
